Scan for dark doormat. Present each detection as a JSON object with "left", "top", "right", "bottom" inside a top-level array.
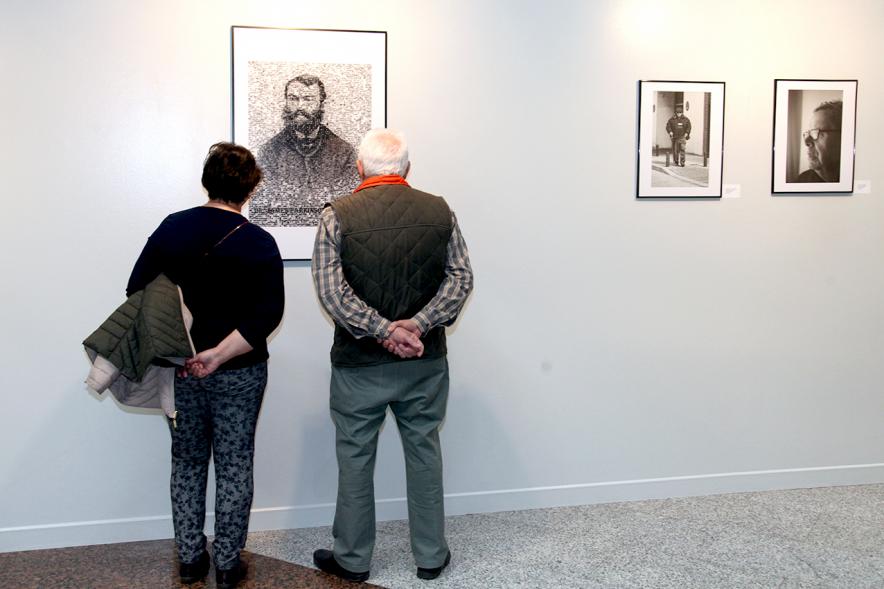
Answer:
[{"left": 0, "top": 539, "right": 385, "bottom": 588}]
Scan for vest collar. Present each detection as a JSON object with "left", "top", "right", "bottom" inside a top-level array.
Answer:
[{"left": 354, "top": 174, "right": 410, "bottom": 193}]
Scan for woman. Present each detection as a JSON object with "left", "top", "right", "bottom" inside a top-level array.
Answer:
[{"left": 127, "top": 142, "right": 284, "bottom": 588}]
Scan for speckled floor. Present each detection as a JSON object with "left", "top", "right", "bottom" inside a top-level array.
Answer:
[
  {"left": 1, "top": 485, "right": 880, "bottom": 588},
  {"left": 247, "top": 484, "right": 884, "bottom": 589}
]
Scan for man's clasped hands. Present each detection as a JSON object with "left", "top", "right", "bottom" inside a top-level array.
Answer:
[{"left": 379, "top": 319, "right": 424, "bottom": 358}]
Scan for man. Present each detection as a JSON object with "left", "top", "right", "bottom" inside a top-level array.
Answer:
[
  {"left": 665, "top": 105, "right": 691, "bottom": 167},
  {"left": 797, "top": 100, "right": 842, "bottom": 182},
  {"left": 311, "top": 129, "right": 473, "bottom": 582},
  {"left": 249, "top": 74, "right": 360, "bottom": 227}
]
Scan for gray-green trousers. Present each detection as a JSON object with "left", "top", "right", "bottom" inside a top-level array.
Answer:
[{"left": 330, "top": 356, "right": 450, "bottom": 572}]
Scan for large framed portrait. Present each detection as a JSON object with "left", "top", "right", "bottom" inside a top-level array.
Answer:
[
  {"left": 771, "top": 79, "right": 857, "bottom": 194},
  {"left": 232, "top": 26, "right": 387, "bottom": 259},
  {"left": 636, "top": 80, "right": 725, "bottom": 199}
]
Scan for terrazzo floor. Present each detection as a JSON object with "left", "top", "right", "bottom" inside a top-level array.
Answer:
[
  {"left": 247, "top": 484, "right": 884, "bottom": 589},
  {"left": 1, "top": 484, "right": 880, "bottom": 588}
]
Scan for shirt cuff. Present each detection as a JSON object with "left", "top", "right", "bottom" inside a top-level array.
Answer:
[
  {"left": 411, "top": 312, "right": 430, "bottom": 335},
  {"left": 375, "top": 318, "right": 393, "bottom": 339}
]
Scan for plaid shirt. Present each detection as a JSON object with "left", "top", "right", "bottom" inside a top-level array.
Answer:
[{"left": 312, "top": 205, "right": 473, "bottom": 339}]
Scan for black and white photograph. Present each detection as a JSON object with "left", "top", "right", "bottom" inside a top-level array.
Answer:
[
  {"left": 636, "top": 81, "right": 725, "bottom": 198},
  {"left": 772, "top": 79, "right": 857, "bottom": 194},
  {"left": 232, "top": 26, "right": 386, "bottom": 259}
]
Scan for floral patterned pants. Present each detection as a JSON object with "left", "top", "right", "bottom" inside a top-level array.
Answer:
[{"left": 168, "top": 362, "right": 267, "bottom": 571}]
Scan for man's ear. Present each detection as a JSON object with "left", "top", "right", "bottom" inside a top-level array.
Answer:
[
  {"left": 356, "top": 160, "right": 365, "bottom": 179},
  {"left": 403, "top": 162, "right": 411, "bottom": 179}
]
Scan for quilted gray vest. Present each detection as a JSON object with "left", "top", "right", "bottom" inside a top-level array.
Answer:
[{"left": 329, "top": 184, "right": 452, "bottom": 366}]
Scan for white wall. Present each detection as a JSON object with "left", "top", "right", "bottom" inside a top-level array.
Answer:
[
  {"left": 2, "top": 0, "right": 883, "bottom": 551},
  {"left": 683, "top": 92, "right": 705, "bottom": 156}
]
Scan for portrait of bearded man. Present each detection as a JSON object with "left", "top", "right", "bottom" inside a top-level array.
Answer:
[
  {"left": 796, "top": 100, "right": 842, "bottom": 183},
  {"left": 249, "top": 74, "right": 360, "bottom": 227}
]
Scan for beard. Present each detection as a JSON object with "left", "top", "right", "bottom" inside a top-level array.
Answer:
[
  {"left": 807, "top": 146, "right": 821, "bottom": 171},
  {"left": 283, "top": 106, "right": 324, "bottom": 135}
]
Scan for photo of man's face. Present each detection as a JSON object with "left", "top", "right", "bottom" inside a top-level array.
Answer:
[
  {"left": 772, "top": 81, "right": 856, "bottom": 192},
  {"left": 284, "top": 82, "right": 324, "bottom": 135},
  {"left": 805, "top": 108, "right": 841, "bottom": 179},
  {"left": 781, "top": 87, "right": 849, "bottom": 187}
]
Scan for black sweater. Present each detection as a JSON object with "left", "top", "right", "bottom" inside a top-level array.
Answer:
[{"left": 127, "top": 206, "right": 284, "bottom": 370}]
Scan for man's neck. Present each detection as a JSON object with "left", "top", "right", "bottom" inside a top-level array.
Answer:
[{"left": 286, "top": 124, "right": 324, "bottom": 157}]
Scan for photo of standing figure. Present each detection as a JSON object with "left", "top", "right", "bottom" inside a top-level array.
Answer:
[
  {"left": 666, "top": 104, "right": 692, "bottom": 168},
  {"left": 649, "top": 89, "right": 714, "bottom": 190}
]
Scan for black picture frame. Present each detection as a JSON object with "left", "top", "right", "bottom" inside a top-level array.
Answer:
[
  {"left": 771, "top": 79, "right": 857, "bottom": 194},
  {"left": 636, "top": 80, "right": 726, "bottom": 199}
]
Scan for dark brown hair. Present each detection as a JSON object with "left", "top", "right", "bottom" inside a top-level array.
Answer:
[
  {"left": 200, "top": 142, "right": 262, "bottom": 204},
  {"left": 814, "top": 100, "right": 843, "bottom": 130},
  {"left": 285, "top": 74, "right": 327, "bottom": 103}
]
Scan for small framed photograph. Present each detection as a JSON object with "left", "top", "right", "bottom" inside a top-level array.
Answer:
[
  {"left": 636, "top": 80, "right": 725, "bottom": 199},
  {"left": 232, "top": 26, "right": 387, "bottom": 259},
  {"left": 772, "top": 79, "right": 857, "bottom": 194}
]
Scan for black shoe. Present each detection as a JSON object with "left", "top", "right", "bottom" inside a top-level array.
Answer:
[
  {"left": 313, "top": 548, "right": 370, "bottom": 582},
  {"left": 216, "top": 560, "right": 248, "bottom": 589},
  {"left": 179, "top": 550, "right": 209, "bottom": 584},
  {"left": 417, "top": 551, "right": 451, "bottom": 580}
]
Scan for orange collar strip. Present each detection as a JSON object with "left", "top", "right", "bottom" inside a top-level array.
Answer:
[{"left": 353, "top": 175, "right": 410, "bottom": 193}]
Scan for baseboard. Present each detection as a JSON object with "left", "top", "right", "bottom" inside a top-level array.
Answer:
[
  {"left": 441, "top": 462, "right": 884, "bottom": 515},
  {"left": 3, "top": 462, "right": 882, "bottom": 553},
  {"left": 0, "top": 515, "right": 175, "bottom": 554}
]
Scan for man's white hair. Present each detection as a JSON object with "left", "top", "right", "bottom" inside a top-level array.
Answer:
[{"left": 358, "top": 129, "right": 409, "bottom": 176}]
